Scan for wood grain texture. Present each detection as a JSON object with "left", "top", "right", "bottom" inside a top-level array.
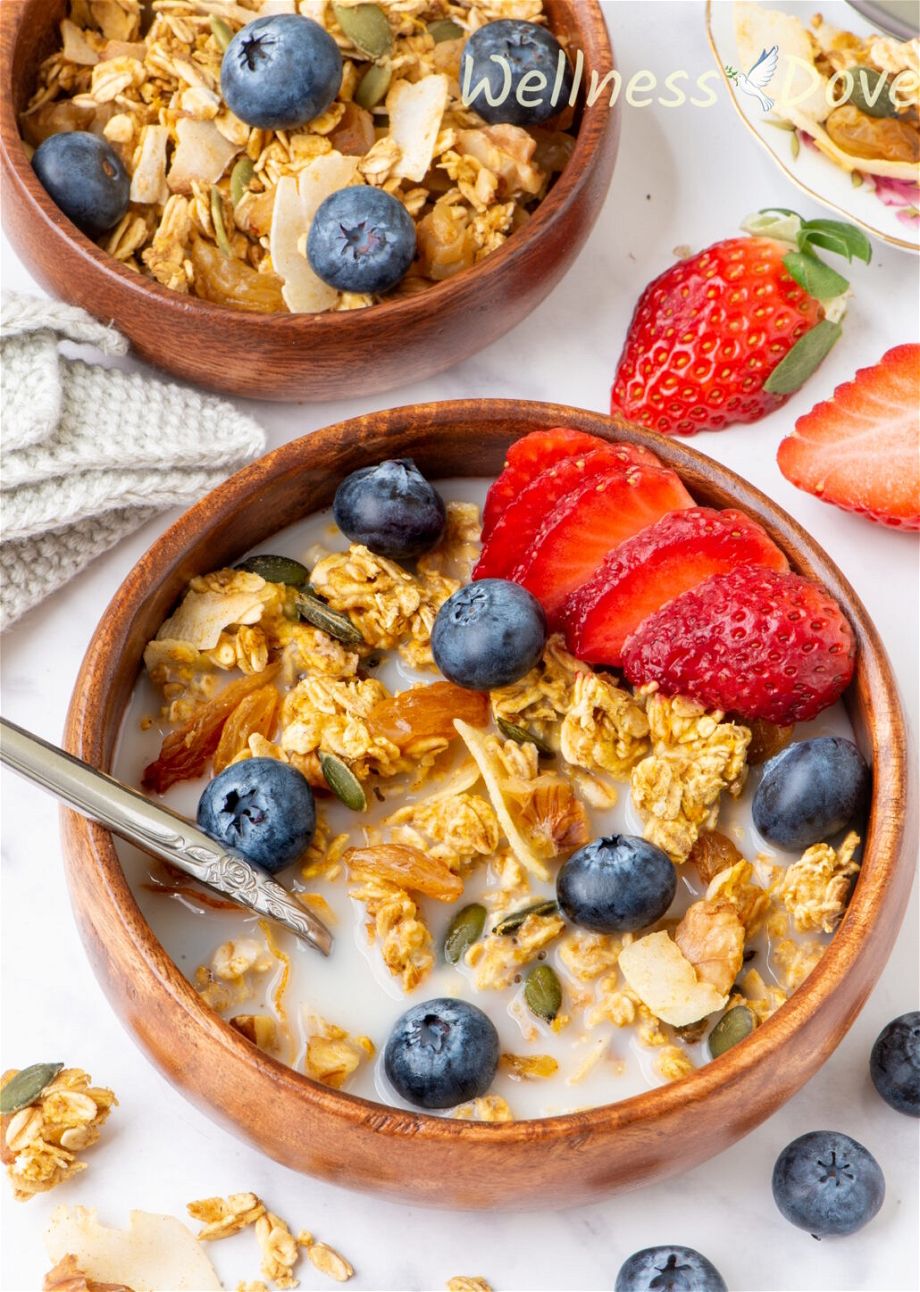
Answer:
[
  {"left": 60, "top": 402, "right": 909, "bottom": 1210},
  {"left": 0, "top": 0, "right": 618, "bottom": 402}
]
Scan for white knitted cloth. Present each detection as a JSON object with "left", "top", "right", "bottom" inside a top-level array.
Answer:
[{"left": 1, "top": 293, "right": 265, "bottom": 629}]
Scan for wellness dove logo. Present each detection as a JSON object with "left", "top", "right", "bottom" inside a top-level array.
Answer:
[{"left": 725, "top": 44, "right": 779, "bottom": 111}]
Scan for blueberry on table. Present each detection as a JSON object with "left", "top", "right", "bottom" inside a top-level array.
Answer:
[
  {"left": 461, "top": 19, "right": 573, "bottom": 126},
  {"left": 197, "top": 758, "right": 315, "bottom": 874},
  {"left": 221, "top": 14, "right": 342, "bottom": 129},
  {"left": 432, "top": 579, "right": 547, "bottom": 691},
  {"left": 772, "top": 1130, "right": 885, "bottom": 1237},
  {"left": 556, "top": 835, "right": 676, "bottom": 934},
  {"left": 753, "top": 736, "right": 869, "bottom": 851},
  {"left": 383, "top": 998, "right": 499, "bottom": 1110},
  {"left": 32, "top": 132, "right": 130, "bottom": 237},
  {"left": 333, "top": 458, "right": 445, "bottom": 560},
  {"left": 614, "top": 1246, "right": 727, "bottom": 1292},
  {"left": 870, "top": 1012, "right": 920, "bottom": 1116},
  {"left": 307, "top": 187, "right": 416, "bottom": 295}
]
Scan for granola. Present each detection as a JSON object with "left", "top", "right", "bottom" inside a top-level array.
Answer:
[
  {"left": 2, "top": 1068, "right": 116, "bottom": 1202},
  {"left": 23, "top": 0, "right": 574, "bottom": 312}
]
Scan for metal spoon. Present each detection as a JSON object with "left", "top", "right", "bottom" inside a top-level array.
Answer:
[{"left": 0, "top": 718, "right": 333, "bottom": 956}]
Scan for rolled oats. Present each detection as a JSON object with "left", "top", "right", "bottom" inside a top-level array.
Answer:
[{"left": 776, "top": 831, "right": 861, "bottom": 933}]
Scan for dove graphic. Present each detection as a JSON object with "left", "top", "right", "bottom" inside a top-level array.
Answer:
[{"left": 725, "top": 45, "right": 779, "bottom": 111}]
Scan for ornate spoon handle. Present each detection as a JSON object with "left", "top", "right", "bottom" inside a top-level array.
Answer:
[{"left": 0, "top": 717, "right": 332, "bottom": 956}]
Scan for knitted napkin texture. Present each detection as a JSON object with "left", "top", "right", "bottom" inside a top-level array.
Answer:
[{"left": 1, "top": 293, "right": 265, "bottom": 629}]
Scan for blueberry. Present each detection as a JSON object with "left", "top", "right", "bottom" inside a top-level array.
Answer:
[
  {"left": 383, "top": 997, "right": 499, "bottom": 1110},
  {"left": 870, "top": 1012, "right": 920, "bottom": 1116},
  {"left": 461, "top": 19, "right": 573, "bottom": 126},
  {"left": 753, "top": 737, "right": 869, "bottom": 851},
  {"left": 432, "top": 579, "right": 546, "bottom": 690},
  {"left": 221, "top": 14, "right": 341, "bottom": 129},
  {"left": 333, "top": 458, "right": 445, "bottom": 560},
  {"left": 772, "top": 1130, "right": 885, "bottom": 1237},
  {"left": 556, "top": 835, "right": 676, "bottom": 934},
  {"left": 197, "top": 758, "right": 315, "bottom": 874},
  {"left": 32, "top": 132, "right": 130, "bottom": 237},
  {"left": 614, "top": 1246, "right": 727, "bottom": 1292},
  {"left": 307, "top": 187, "right": 416, "bottom": 295}
]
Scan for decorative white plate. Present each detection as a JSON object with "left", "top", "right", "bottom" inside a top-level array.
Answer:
[{"left": 706, "top": 0, "right": 920, "bottom": 253}]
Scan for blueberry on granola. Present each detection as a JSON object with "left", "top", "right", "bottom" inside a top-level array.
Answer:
[
  {"left": 32, "top": 132, "right": 130, "bottom": 236},
  {"left": 307, "top": 187, "right": 417, "bottom": 295},
  {"left": 772, "top": 1130, "right": 885, "bottom": 1237},
  {"left": 384, "top": 998, "right": 499, "bottom": 1109},
  {"left": 614, "top": 1246, "right": 727, "bottom": 1292},
  {"left": 753, "top": 736, "right": 869, "bottom": 851},
  {"left": 461, "top": 19, "right": 573, "bottom": 126},
  {"left": 556, "top": 835, "right": 676, "bottom": 934},
  {"left": 333, "top": 458, "right": 446, "bottom": 560},
  {"left": 432, "top": 579, "right": 547, "bottom": 690},
  {"left": 870, "top": 1012, "right": 920, "bottom": 1116},
  {"left": 220, "top": 14, "right": 342, "bottom": 130},
  {"left": 197, "top": 758, "right": 316, "bottom": 874}
]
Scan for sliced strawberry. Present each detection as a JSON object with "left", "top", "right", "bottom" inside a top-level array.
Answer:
[
  {"left": 475, "top": 446, "right": 662, "bottom": 581},
  {"left": 482, "top": 428, "right": 660, "bottom": 539},
  {"left": 512, "top": 462, "right": 695, "bottom": 625},
  {"left": 622, "top": 566, "right": 856, "bottom": 725},
  {"left": 564, "top": 507, "right": 789, "bottom": 665},
  {"left": 777, "top": 343, "right": 920, "bottom": 530}
]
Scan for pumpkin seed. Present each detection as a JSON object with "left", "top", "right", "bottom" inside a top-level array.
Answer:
[
  {"left": 497, "top": 717, "right": 553, "bottom": 758},
  {"left": 319, "top": 752, "right": 367, "bottom": 811},
  {"left": 210, "top": 185, "right": 232, "bottom": 257},
  {"left": 333, "top": 3, "right": 392, "bottom": 59},
  {"left": 354, "top": 61, "right": 392, "bottom": 110},
  {"left": 444, "top": 903, "right": 486, "bottom": 964},
  {"left": 493, "top": 899, "right": 558, "bottom": 936},
  {"left": 236, "top": 553, "right": 310, "bottom": 586},
  {"left": 845, "top": 65, "right": 897, "bottom": 118},
  {"left": 708, "top": 1005, "right": 755, "bottom": 1059},
  {"left": 428, "top": 18, "right": 464, "bottom": 42},
  {"left": 790, "top": 132, "right": 800, "bottom": 160},
  {"left": 294, "top": 590, "right": 364, "bottom": 645},
  {"left": 851, "top": 169, "right": 863, "bottom": 188},
  {"left": 230, "top": 155, "right": 255, "bottom": 207},
  {"left": 210, "top": 15, "right": 233, "bottom": 52},
  {"left": 0, "top": 1062, "right": 63, "bottom": 1115},
  {"left": 524, "top": 964, "right": 562, "bottom": 1022}
]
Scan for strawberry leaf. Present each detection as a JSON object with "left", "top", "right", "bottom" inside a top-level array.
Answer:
[
  {"left": 783, "top": 249, "right": 850, "bottom": 301},
  {"left": 799, "top": 219, "right": 872, "bottom": 264},
  {"left": 763, "top": 320, "right": 842, "bottom": 395}
]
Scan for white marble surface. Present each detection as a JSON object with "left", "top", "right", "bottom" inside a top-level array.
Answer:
[{"left": 2, "top": 3, "right": 918, "bottom": 1289}]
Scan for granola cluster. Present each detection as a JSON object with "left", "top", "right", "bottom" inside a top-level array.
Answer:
[{"left": 22, "top": 0, "right": 575, "bottom": 313}]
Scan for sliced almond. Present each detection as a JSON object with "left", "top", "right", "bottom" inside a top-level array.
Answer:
[{"left": 388, "top": 73, "right": 449, "bottom": 182}]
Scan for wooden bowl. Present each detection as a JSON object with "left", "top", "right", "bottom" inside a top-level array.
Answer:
[
  {"left": 0, "top": 1, "right": 617, "bottom": 402},
  {"left": 62, "top": 401, "right": 909, "bottom": 1211}
]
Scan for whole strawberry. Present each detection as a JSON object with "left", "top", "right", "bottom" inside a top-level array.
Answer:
[{"left": 611, "top": 211, "right": 871, "bottom": 436}]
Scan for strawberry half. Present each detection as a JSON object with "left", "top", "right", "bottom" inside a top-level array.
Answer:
[
  {"left": 564, "top": 507, "right": 789, "bottom": 666},
  {"left": 777, "top": 343, "right": 920, "bottom": 531},
  {"left": 512, "top": 462, "right": 694, "bottom": 626},
  {"left": 611, "top": 212, "right": 871, "bottom": 436},
  {"left": 475, "top": 445, "right": 661, "bottom": 581},
  {"left": 482, "top": 428, "right": 659, "bottom": 539},
  {"left": 622, "top": 566, "right": 856, "bottom": 725}
]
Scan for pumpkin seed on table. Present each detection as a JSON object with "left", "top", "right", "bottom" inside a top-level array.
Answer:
[
  {"left": 428, "top": 18, "right": 464, "bottom": 42},
  {"left": 524, "top": 964, "right": 562, "bottom": 1022},
  {"left": 230, "top": 155, "right": 255, "bottom": 208},
  {"left": 708, "top": 1005, "right": 755, "bottom": 1058},
  {"left": 0, "top": 1062, "right": 63, "bottom": 1115},
  {"left": 444, "top": 904, "right": 487, "bottom": 964},
  {"left": 333, "top": 3, "right": 392, "bottom": 59},
  {"left": 354, "top": 61, "right": 392, "bottom": 111},
  {"left": 319, "top": 752, "right": 367, "bottom": 811},
  {"left": 493, "top": 899, "right": 558, "bottom": 936},
  {"left": 236, "top": 553, "right": 310, "bottom": 586},
  {"left": 496, "top": 717, "right": 553, "bottom": 757},
  {"left": 294, "top": 589, "right": 364, "bottom": 645}
]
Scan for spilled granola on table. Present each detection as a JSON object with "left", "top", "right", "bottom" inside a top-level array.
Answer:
[{"left": 21, "top": 0, "right": 577, "bottom": 313}]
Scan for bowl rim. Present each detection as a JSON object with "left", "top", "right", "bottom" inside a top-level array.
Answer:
[
  {"left": 62, "top": 399, "right": 909, "bottom": 1150},
  {"left": 0, "top": 0, "right": 615, "bottom": 328}
]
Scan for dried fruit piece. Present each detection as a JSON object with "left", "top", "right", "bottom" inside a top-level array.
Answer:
[
  {"left": 524, "top": 964, "right": 562, "bottom": 1022},
  {"left": 367, "top": 682, "right": 488, "bottom": 747},
  {"left": 189, "top": 238, "right": 285, "bottom": 313},
  {"left": 344, "top": 844, "right": 463, "bottom": 901},
  {"left": 499, "top": 1053, "right": 558, "bottom": 1080},
  {"left": 213, "top": 685, "right": 280, "bottom": 774},
  {"left": 319, "top": 752, "right": 367, "bottom": 811},
  {"left": 688, "top": 831, "right": 743, "bottom": 885},
  {"left": 0, "top": 1063, "right": 63, "bottom": 1115},
  {"left": 744, "top": 718, "right": 795, "bottom": 765},
  {"left": 444, "top": 904, "right": 487, "bottom": 963}
]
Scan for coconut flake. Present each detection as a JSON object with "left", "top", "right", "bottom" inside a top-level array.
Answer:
[
  {"left": 167, "top": 118, "right": 239, "bottom": 195},
  {"left": 130, "top": 124, "right": 170, "bottom": 206},
  {"left": 45, "top": 1207, "right": 221, "bottom": 1292},
  {"left": 61, "top": 19, "right": 99, "bottom": 66},
  {"left": 618, "top": 930, "right": 728, "bottom": 1027},
  {"left": 388, "top": 73, "right": 449, "bottom": 182},
  {"left": 269, "top": 153, "right": 361, "bottom": 313}
]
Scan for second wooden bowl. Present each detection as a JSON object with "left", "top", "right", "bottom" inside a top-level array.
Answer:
[
  {"left": 0, "top": 1, "right": 618, "bottom": 401},
  {"left": 62, "top": 401, "right": 908, "bottom": 1210}
]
